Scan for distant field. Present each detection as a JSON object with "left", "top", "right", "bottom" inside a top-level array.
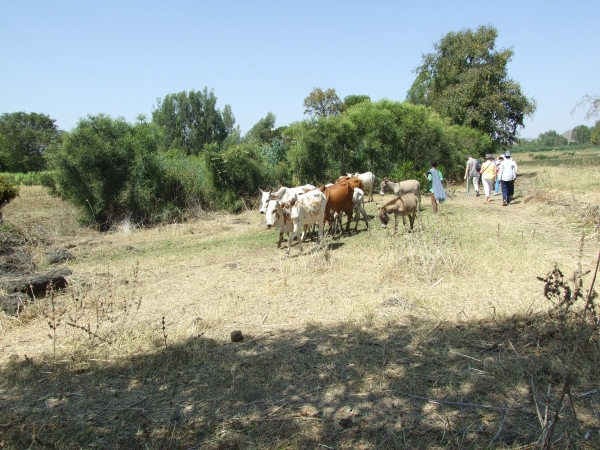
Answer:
[
  {"left": 1, "top": 163, "right": 599, "bottom": 449},
  {"left": 512, "top": 146, "right": 600, "bottom": 163}
]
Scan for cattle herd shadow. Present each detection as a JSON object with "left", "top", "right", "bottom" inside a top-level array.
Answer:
[{"left": 1, "top": 310, "right": 598, "bottom": 449}]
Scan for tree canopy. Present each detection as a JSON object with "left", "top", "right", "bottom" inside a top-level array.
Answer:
[
  {"left": 303, "top": 88, "right": 343, "bottom": 118},
  {"left": 408, "top": 25, "right": 536, "bottom": 149},
  {"left": 591, "top": 121, "right": 600, "bottom": 145},
  {"left": 152, "top": 88, "right": 233, "bottom": 155},
  {"left": 535, "top": 130, "right": 568, "bottom": 147},
  {"left": 571, "top": 125, "right": 591, "bottom": 144},
  {"left": 0, "top": 112, "right": 60, "bottom": 172},
  {"left": 343, "top": 95, "right": 371, "bottom": 111},
  {"left": 244, "top": 112, "right": 277, "bottom": 143}
]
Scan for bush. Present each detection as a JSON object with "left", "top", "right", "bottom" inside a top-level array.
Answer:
[
  {"left": 0, "top": 171, "right": 54, "bottom": 186},
  {"left": 0, "top": 176, "right": 19, "bottom": 208},
  {"left": 204, "top": 142, "right": 267, "bottom": 211},
  {"left": 46, "top": 115, "right": 216, "bottom": 229},
  {"left": 389, "top": 161, "right": 421, "bottom": 182}
]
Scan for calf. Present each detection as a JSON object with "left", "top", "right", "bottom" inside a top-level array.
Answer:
[{"left": 377, "top": 193, "right": 418, "bottom": 233}]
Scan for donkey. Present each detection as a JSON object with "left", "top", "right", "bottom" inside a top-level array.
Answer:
[
  {"left": 376, "top": 193, "right": 419, "bottom": 233},
  {"left": 379, "top": 177, "right": 421, "bottom": 211}
]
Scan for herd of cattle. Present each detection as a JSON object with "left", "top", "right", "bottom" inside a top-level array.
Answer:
[{"left": 259, "top": 172, "right": 422, "bottom": 256}]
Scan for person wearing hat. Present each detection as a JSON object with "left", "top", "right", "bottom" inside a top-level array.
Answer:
[
  {"left": 493, "top": 155, "right": 504, "bottom": 195},
  {"left": 479, "top": 154, "right": 496, "bottom": 203},
  {"left": 497, "top": 150, "right": 518, "bottom": 206}
]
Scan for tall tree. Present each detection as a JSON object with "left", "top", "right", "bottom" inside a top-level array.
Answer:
[
  {"left": 536, "top": 130, "right": 568, "bottom": 147},
  {"left": 410, "top": 25, "right": 536, "bottom": 148},
  {"left": 405, "top": 71, "right": 431, "bottom": 106},
  {"left": 0, "top": 112, "right": 60, "bottom": 172},
  {"left": 244, "top": 112, "right": 277, "bottom": 143},
  {"left": 590, "top": 121, "right": 600, "bottom": 145},
  {"left": 571, "top": 125, "right": 591, "bottom": 144},
  {"left": 303, "top": 88, "right": 342, "bottom": 118},
  {"left": 152, "top": 88, "right": 232, "bottom": 155}
]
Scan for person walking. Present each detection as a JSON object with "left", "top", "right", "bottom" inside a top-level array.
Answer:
[
  {"left": 497, "top": 151, "right": 518, "bottom": 206},
  {"left": 463, "top": 154, "right": 480, "bottom": 196},
  {"left": 424, "top": 161, "right": 447, "bottom": 214},
  {"left": 493, "top": 155, "right": 503, "bottom": 195},
  {"left": 479, "top": 154, "right": 496, "bottom": 203}
]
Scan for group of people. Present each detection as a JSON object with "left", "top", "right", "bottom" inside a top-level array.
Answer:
[
  {"left": 420, "top": 151, "right": 518, "bottom": 215},
  {"left": 464, "top": 152, "right": 518, "bottom": 206}
]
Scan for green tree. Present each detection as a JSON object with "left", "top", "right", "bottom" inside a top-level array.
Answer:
[
  {"left": 590, "top": 121, "right": 600, "bottom": 145},
  {"left": 286, "top": 100, "right": 491, "bottom": 184},
  {"left": 204, "top": 141, "right": 266, "bottom": 210},
  {"left": 571, "top": 125, "right": 591, "bottom": 144},
  {"left": 303, "top": 88, "right": 343, "bottom": 118},
  {"left": 343, "top": 95, "right": 371, "bottom": 111},
  {"left": 152, "top": 88, "right": 232, "bottom": 155},
  {"left": 46, "top": 114, "right": 194, "bottom": 229},
  {"left": 411, "top": 25, "right": 536, "bottom": 148},
  {"left": 0, "top": 112, "right": 60, "bottom": 172},
  {"left": 244, "top": 112, "right": 277, "bottom": 143},
  {"left": 405, "top": 70, "right": 431, "bottom": 105},
  {"left": 536, "top": 130, "right": 568, "bottom": 147}
]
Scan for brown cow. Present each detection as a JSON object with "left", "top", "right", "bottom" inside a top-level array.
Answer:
[
  {"left": 335, "top": 176, "right": 364, "bottom": 192},
  {"left": 318, "top": 182, "right": 355, "bottom": 235}
]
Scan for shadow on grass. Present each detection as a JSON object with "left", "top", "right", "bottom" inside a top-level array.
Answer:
[{"left": 1, "top": 312, "right": 598, "bottom": 449}]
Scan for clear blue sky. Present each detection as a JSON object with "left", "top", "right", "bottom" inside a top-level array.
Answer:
[{"left": 1, "top": 0, "right": 598, "bottom": 138}]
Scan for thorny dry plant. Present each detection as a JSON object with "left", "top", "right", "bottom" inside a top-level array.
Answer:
[{"left": 53, "top": 262, "right": 143, "bottom": 348}]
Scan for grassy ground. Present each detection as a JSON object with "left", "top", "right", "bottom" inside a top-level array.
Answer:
[{"left": 0, "top": 165, "right": 599, "bottom": 449}]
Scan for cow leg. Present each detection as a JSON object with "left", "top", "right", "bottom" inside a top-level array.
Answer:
[
  {"left": 277, "top": 230, "right": 284, "bottom": 249},
  {"left": 345, "top": 210, "right": 353, "bottom": 235},
  {"left": 362, "top": 207, "right": 369, "bottom": 229},
  {"left": 317, "top": 216, "right": 323, "bottom": 245},
  {"left": 409, "top": 213, "right": 415, "bottom": 230},
  {"left": 286, "top": 225, "right": 299, "bottom": 257}
]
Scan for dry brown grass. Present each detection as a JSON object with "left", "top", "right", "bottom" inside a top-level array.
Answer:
[{"left": 0, "top": 166, "right": 599, "bottom": 449}]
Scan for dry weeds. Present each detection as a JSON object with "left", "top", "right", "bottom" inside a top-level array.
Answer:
[{"left": 0, "top": 165, "right": 599, "bottom": 449}]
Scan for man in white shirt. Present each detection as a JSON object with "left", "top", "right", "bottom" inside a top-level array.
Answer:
[{"left": 497, "top": 151, "right": 518, "bottom": 206}]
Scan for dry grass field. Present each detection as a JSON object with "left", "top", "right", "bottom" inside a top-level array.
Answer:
[{"left": 1, "top": 160, "right": 599, "bottom": 449}]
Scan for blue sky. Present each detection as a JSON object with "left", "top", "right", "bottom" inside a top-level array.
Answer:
[{"left": 1, "top": 0, "right": 598, "bottom": 138}]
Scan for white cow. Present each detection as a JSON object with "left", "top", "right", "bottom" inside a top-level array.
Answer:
[
  {"left": 265, "top": 189, "right": 326, "bottom": 257},
  {"left": 347, "top": 172, "right": 376, "bottom": 202},
  {"left": 264, "top": 199, "right": 308, "bottom": 249},
  {"left": 259, "top": 185, "right": 315, "bottom": 214},
  {"left": 352, "top": 187, "right": 369, "bottom": 231}
]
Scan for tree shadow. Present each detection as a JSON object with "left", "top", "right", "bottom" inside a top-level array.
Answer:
[{"left": 1, "top": 312, "right": 598, "bottom": 449}]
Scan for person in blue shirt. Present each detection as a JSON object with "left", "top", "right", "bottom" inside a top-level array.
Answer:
[{"left": 423, "top": 161, "right": 447, "bottom": 214}]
